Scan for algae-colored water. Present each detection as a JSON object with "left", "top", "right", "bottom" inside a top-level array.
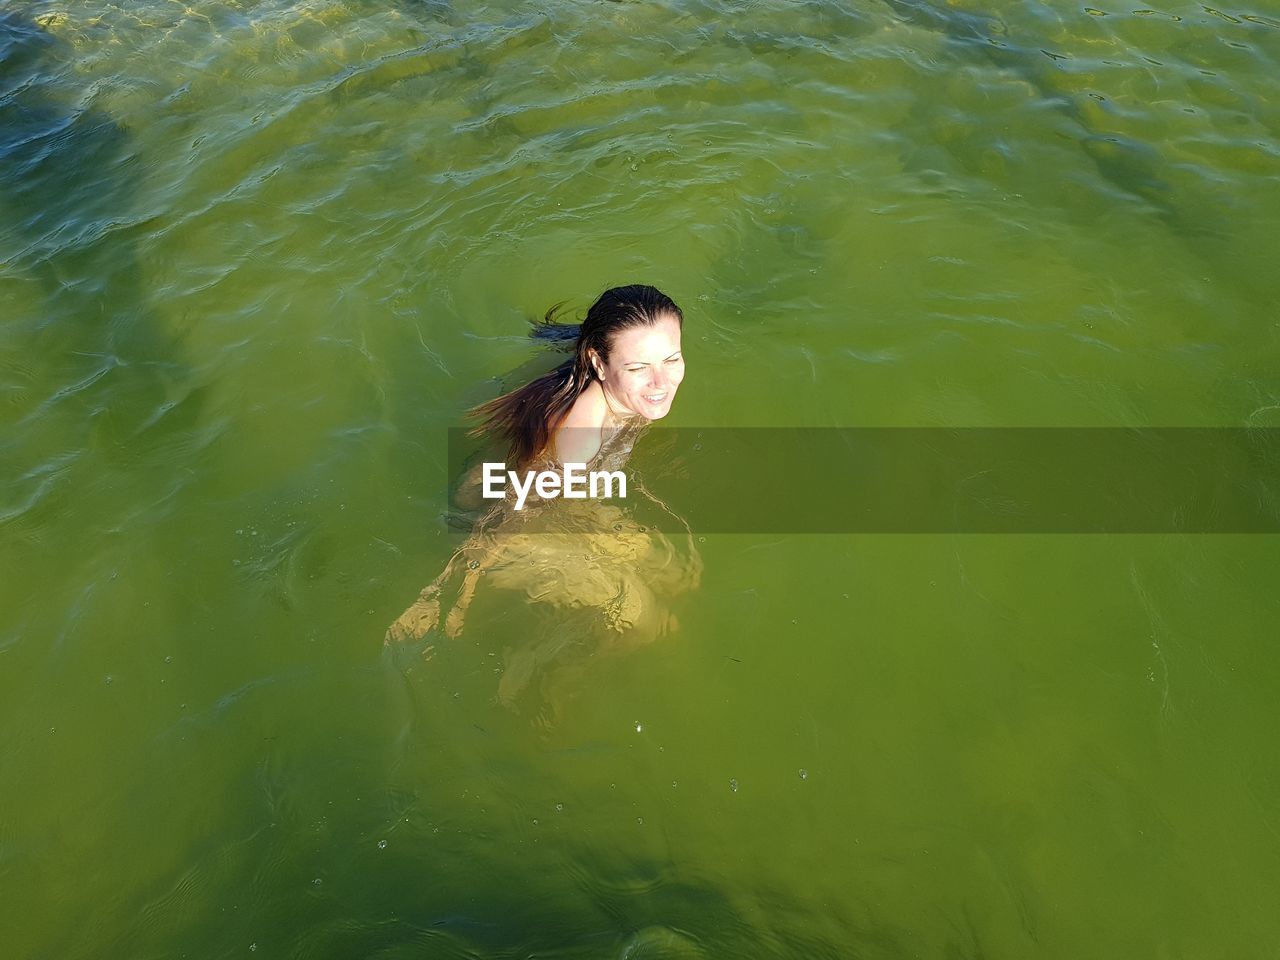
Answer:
[{"left": 3, "top": 1, "right": 1279, "bottom": 957}]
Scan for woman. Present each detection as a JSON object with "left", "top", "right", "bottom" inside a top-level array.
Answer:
[{"left": 386, "top": 285, "right": 701, "bottom": 709}]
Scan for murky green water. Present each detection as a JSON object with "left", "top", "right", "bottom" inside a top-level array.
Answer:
[{"left": 3, "top": 0, "right": 1279, "bottom": 956}]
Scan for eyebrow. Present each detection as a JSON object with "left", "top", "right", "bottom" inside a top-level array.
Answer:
[{"left": 625, "top": 351, "right": 682, "bottom": 366}]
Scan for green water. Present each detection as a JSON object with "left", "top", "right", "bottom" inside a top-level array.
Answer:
[{"left": 3, "top": 0, "right": 1279, "bottom": 956}]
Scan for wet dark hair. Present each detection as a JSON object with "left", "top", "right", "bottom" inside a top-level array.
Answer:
[{"left": 471, "top": 284, "right": 684, "bottom": 468}]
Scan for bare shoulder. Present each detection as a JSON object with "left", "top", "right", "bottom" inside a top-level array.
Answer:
[{"left": 552, "top": 382, "right": 605, "bottom": 466}]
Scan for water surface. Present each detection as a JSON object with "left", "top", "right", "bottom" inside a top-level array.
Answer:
[{"left": 3, "top": 0, "right": 1279, "bottom": 957}]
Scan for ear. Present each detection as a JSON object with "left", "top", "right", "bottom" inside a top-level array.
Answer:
[{"left": 587, "top": 348, "right": 605, "bottom": 381}]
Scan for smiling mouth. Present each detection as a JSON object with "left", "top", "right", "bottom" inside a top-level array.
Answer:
[{"left": 643, "top": 393, "right": 667, "bottom": 403}]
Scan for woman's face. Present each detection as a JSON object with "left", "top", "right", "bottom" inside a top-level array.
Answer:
[{"left": 593, "top": 314, "right": 685, "bottom": 420}]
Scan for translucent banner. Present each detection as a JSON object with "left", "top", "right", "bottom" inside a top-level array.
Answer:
[{"left": 447, "top": 428, "right": 1280, "bottom": 534}]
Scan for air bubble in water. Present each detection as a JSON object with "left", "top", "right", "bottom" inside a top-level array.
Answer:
[{"left": 730, "top": 778, "right": 739, "bottom": 793}]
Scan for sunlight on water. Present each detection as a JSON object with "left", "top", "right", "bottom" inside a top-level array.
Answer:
[{"left": 2, "top": 0, "right": 1279, "bottom": 956}]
